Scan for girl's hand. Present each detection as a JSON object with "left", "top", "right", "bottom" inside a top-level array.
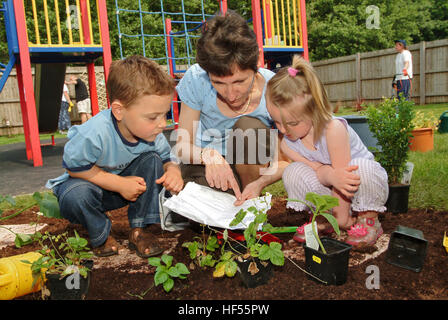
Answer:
[
  {"left": 233, "top": 181, "right": 264, "bottom": 206},
  {"left": 156, "top": 166, "right": 184, "bottom": 194},
  {"left": 202, "top": 148, "right": 242, "bottom": 199},
  {"left": 328, "top": 165, "right": 361, "bottom": 199},
  {"left": 118, "top": 176, "right": 147, "bottom": 202}
]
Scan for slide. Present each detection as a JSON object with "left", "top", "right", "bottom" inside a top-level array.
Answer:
[{"left": 34, "top": 63, "right": 67, "bottom": 133}]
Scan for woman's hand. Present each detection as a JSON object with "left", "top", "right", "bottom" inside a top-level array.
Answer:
[
  {"left": 233, "top": 180, "right": 264, "bottom": 206},
  {"left": 202, "top": 148, "right": 242, "bottom": 199}
]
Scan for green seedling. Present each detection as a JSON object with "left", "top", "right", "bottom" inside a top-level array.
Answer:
[
  {"left": 288, "top": 192, "right": 341, "bottom": 254},
  {"left": 148, "top": 254, "right": 189, "bottom": 293}
]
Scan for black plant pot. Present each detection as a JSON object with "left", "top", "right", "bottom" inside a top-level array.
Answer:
[
  {"left": 386, "top": 184, "right": 410, "bottom": 214},
  {"left": 304, "top": 238, "right": 352, "bottom": 286},
  {"left": 236, "top": 257, "right": 273, "bottom": 289},
  {"left": 46, "top": 260, "right": 93, "bottom": 300}
]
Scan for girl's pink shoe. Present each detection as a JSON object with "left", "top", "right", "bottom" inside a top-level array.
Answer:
[{"left": 346, "top": 217, "right": 383, "bottom": 247}]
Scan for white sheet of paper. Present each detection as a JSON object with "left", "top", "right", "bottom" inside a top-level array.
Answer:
[
  {"left": 305, "top": 222, "right": 319, "bottom": 251},
  {"left": 162, "top": 182, "right": 271, "bottom": 230}
]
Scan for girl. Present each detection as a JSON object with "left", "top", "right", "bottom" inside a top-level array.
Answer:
[{"left": 265, "top": 56, "right": 388, "bottom": 248}]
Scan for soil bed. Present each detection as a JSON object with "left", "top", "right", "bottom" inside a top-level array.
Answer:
[{"left": 1, "top": 198, "right": 447, "bottom": 300}]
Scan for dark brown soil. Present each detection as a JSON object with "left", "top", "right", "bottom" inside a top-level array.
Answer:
[{"left": 1, "top": 198, "right": 447, "bottom": 300}]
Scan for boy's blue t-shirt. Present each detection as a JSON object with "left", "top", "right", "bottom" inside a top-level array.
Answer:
[
  {"left": 46, "top": 109, "right": 174, "bottom": 189},
  {"left": 176, "top": 63, "right": 275, "bottom": 156}
]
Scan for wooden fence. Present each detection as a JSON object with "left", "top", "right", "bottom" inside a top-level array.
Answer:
[
  {"left": 1, "top": 39, "right": 447, "bottom": 135},
  {"left": 312, "top": 38, "right": 448, "bottom": 107}
]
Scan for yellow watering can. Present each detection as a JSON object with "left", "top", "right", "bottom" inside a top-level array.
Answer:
[
  {"left": 0, "top": 252, "right": 43, "bottom": 300},
  {"left": 443, "top": 231, "right": 448, "bottom": 254}
]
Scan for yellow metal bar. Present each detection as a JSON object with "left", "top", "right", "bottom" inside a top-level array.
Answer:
[
  {"left": 280, "top": 0, "right": 286, "bottom": 47},
  {"left": 54, "top": 0, "right": 63, "bottom": 44},
  {"left": 43, "top": 0, "right": 52, "bottom": 44},
  {"left": 65, "top": 0, "right": 73, "bottom": 44},
  {"left": 262, "top": 0, "right": 268, "bottom": 45},
  {"left": 28, "top": 44, "right": 103, "bottom": 48},
  {"left": 96, "top": 0, "right": 103, "bottom": 45},
  {"left": 31, "top": 0, "right": 40, "bottom": 45},
  {"left": 75, "top": 0, "right": 84, "bottom": 44},
  {"left": 274, "top": 0, "right": 280, "bottom": 45},
  {"left": 287, "top": 0, "right": 292, "bottom": 46},
  {"left": 86, "top": 0, "right": 95, "bottom": 45},
  {"left": 292, "top": 0, "right": 298, "bottom": 46},
  {"left": 297, "top": 0, "right": 303, "bottom": 47},
  {"left": 270, "top": 0, "right": 275, "bottom": 44}
]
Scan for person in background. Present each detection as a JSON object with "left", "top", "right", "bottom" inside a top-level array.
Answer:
[
  {"left": 58, "top": 83, "right": 73, "bottom": 134},
  {"left": 394, "top": 39, "right": 413, "bottom": 100},
  {"left": 66, "top": 75, "right": 92, "bottom": 123}
]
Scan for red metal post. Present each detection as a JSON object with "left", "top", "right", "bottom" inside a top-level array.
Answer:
[
  {"left": 80, "top": 1, "right": 99, "bottom": 115},
  {"left": 15, "top": 62, "right": 32, "bottom": 160},
  {"left": 299, "top": 0, "right": 309, "bottom": 61},
  {"left": 251, "top": 0, "right": 265, "bottom": 68},
  {"left": 165, "top": 18, "right": 179, "bottom": 128},
  {"left": 97, "top": 0, "right": 112, "bottom": 106},
  {"left": 13, "top": 0, "right": 43, "bottom": 166},
  {"left": 219, "top": 0, "right": 227, "bottom": 14}
]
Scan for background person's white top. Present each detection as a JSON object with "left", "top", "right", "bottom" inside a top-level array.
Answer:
[
  {"left": 395, "top": 50, "right": 413, "bottom": 80},
  {"left": 61, "top": 84, "right": 69, "bottom": 102},
  {"left": 176, "top": 63, "right": 275, "bottom": 156}
]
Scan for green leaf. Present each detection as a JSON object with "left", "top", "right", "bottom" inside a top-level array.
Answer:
[
  {"left": 230, "top": 209, "right": 247, "bottom": 227},
  {"left": 161, "top": 254, "right": 173, "bottom": 267},
  {"left": 206, "top": 236, "right": 219, "bottom": 252},
  {"left": 34, "top": 193, "right": 62, "bottom": 219},
  {"left": 154, "top": 271, "right": 168, "bottom": 286},
  {"left": 225, "top": 261, "right": 237, "bottom": 277},
  {"left": 223, "top": 229, "right": 228, "bottom": 242},
  {"left": 320, "top": 212, "right": 341, "bottom": 236},
  {"left": 175, "top": 263, "right": 190, "bottom": 275},
  {"left": 163, "top": 278, "right": 174, "bottom": 293},
  {"left": 167, "top": 266, "right": 180, "bottom": 278},
  {"left": 148, "top": 257, "right": 161, "bottom": 267}
]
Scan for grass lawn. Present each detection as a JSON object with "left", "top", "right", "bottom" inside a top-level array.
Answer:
[{"left": 0, "top": 132, "right": 66, "bottom": 146}]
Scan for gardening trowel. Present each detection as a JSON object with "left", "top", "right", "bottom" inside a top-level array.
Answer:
[{"left": 261, "top": 224, "right": 298, "bottom": 234}]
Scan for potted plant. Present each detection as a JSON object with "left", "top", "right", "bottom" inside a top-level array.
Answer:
[
  {"left": 288, "top": 192, "right": 352, "bottom": 286},
  {"left": 225, "top": 204, "right": 285, "bottom": 288},
  {"left": 23, "top": 230, "right": 94, "bottom": 300},
  {"left": 409, "top": 111, "right": 440, "bottom": 152},
  {"left": 366, "top": 97, "right": 415, "bottom": 213}
]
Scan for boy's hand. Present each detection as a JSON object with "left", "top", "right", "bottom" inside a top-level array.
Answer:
[
  {"left": 156, "top": 165, "right": 184, "bottom": 194},
  {"left": 119, "top": 176, "right": 147, "bottom": 202}
]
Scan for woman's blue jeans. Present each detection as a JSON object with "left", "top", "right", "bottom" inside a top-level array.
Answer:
[{"left": 53, "top": 151, "right": 164, "bottom": 248}]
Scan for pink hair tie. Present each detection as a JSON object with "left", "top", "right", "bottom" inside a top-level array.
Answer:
[{"left": 288, "top": 67, "right": 299, "bottom": 77}]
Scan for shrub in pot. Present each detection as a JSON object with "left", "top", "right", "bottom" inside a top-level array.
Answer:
[
  {"left": 365, "top": 97, "right": 415, "bottom": 213},
  {"left": 288, "top": 192, "right": 352, "bottom": 286},
  {"left": 23, "top": 231, "right": 93, "bottom": 300}
]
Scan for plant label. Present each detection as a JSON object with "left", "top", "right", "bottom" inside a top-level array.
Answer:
[
  {"left": 401, "top": 162, "right": 414, "bottom": 184},
  {"left": 305, "top": 222, "right": 319, "bottom": 251}
]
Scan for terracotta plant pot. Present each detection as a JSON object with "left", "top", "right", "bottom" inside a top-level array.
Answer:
[{"left": 409, "top": 128, "right": 434, "bottom": 152}]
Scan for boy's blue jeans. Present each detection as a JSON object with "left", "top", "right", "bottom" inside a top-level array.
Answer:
[{"left": 53, "top": 151, "right": 163, "bottom": 248}]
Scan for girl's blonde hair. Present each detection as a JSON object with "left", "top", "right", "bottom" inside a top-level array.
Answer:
[{"left": 266, "top": 55, "right": 333, "bottom": 143}]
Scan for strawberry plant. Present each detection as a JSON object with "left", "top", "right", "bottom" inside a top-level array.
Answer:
[{"left": 148, "top": 254, "right": 189, "bottom": 293}]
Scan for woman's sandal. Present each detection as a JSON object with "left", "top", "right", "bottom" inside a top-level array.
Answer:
[
  {"left": 93, "top": 236, "right": 120, "bottom": 257},
  {"left": 128, "top": 227, "right": 164, "bottom": 258}
]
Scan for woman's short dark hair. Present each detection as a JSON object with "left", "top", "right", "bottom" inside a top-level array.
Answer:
[{"left": 196, "top": 10, "right": 259, "bottom": 76}]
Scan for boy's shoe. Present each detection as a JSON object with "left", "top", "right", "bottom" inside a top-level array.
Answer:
[
  {"left": 93, "top": 236, "right": 120, "bottom": 257},
  {"left": 293, "top": 222, "right": 334, "bottom": 243},
  {"left": 128, "top": 227, "right": 164, "bottom": 258},
  {"left": 345, "top": 217, "right": 383, "bottom": 247}
]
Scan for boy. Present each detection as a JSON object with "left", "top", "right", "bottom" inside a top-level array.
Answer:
[
  {"left": 46, "top": 55, "right": 183, "bottom": 258},
  {"left": 65, "top": 75, "right": 92, "bottom": 123}
]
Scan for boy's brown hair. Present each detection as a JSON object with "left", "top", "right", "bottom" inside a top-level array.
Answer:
[
  {"left": 196, "top": 10, "right": 259, "bottom": 76},
  {"left": 106, "top": 55, "right": 175, "bottom": 107}
]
